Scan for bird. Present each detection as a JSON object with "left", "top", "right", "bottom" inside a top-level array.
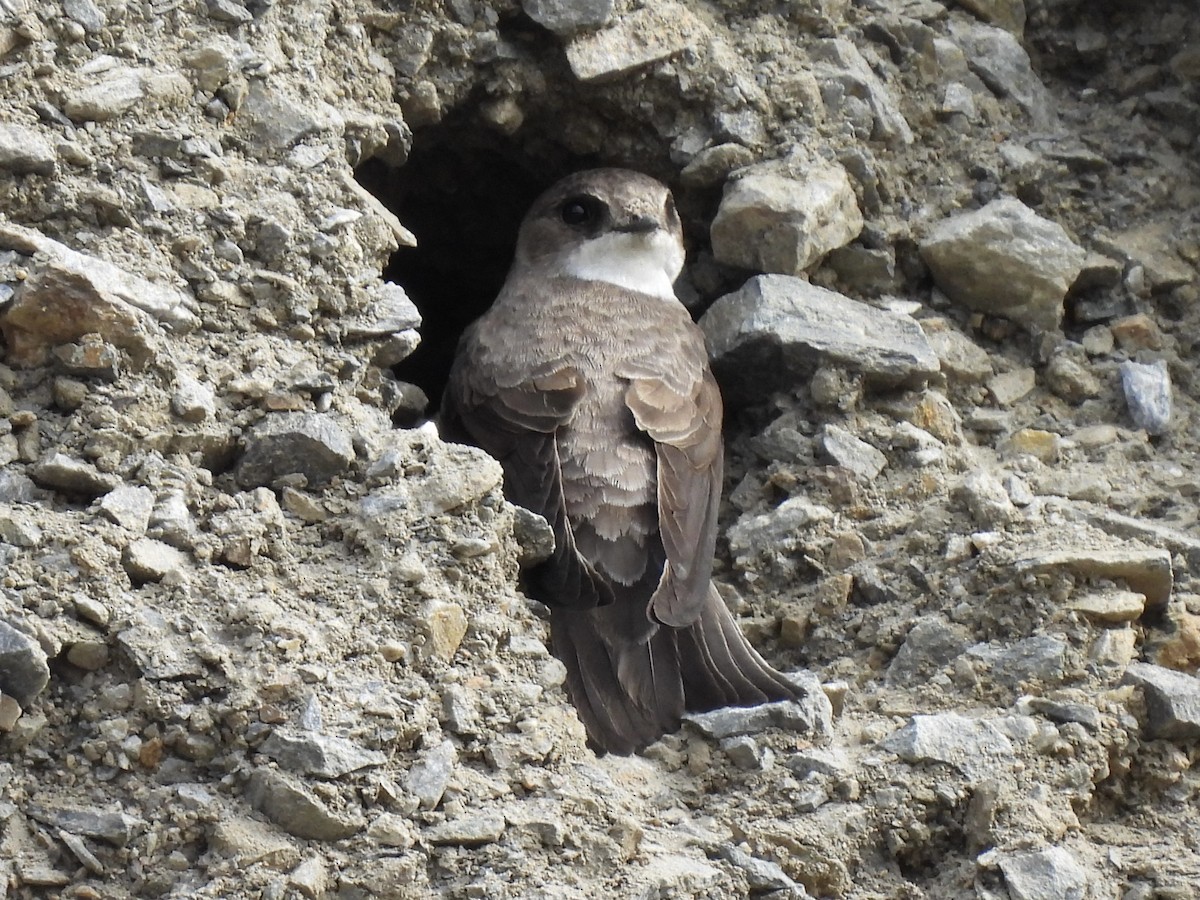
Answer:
[{"left": 440, "top": 168, "right": 799, "bottom": 754}]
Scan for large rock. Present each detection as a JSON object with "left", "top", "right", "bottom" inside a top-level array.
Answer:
[
  {"left": 920, "top": 198, "right": 1085, "bottom": 331},
  {"left": 710, "top": 162, "right": 864, "bottom": 275},
  {"left": 0, "top": 619, "right": 50, "bottom": 707},
  {"left": 522, "top": 0, "right": 613, "bottom": 35},
  {"left": 700, "top": 275, "right": 940, "bottom": 401},
  {"left": 949, "top": 22, "right": 1054, "bottom": 127},
  {"left": 0, "top": 222, "right": 197, "bottom": 367}
]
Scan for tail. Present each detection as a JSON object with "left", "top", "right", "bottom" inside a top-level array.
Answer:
[{"left": 550, "top": 585, "right": 798, "bottom": 755}]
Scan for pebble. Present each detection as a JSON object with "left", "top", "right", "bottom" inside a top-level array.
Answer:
[
  {"left": 245, "top": 768, "right": 363, "bottom": 841},
  {"left": 817, "top": 424, "right": 887, "bottom": 479},
  {"left": 1004, "top": 428, "right": 1060, "bottom": 463},
  {"left": 1067, "top": 590, "right": 1146, "bottom": 624},
  {"left": 564, "top": 3, "right": 705, "bottom": 82},
  {"left": 1119, "top": 360, "right": 1172, "bottom": 436},
  {"left": 63, "top": 66, "right": 146, "bottom": 121},
  {"left": 996, "top": 846, "right": 1089, "bottom": 900},
  {"left": 0, "top": 620, "right": 51, "bottom": 706},
  {"left": 1122, "top": 662, "right": 1200, "bottom": 740},
  {"left": 98, "top": 485, "right": 155, "bottom": 533},
  {"left": 210, "top": 817, "right": 301, "bottom": 868},
  {"left": 287, "top": 857, "right": 328, "bottom": 900},
  {"left": 418, "top": 600, "right": 468, "bottom": 661},
  {"left": 0, "top": 122, "right": 56, "bottom": 175},
  {"left": 1016, "top": 546, "right": 1173, "bottom": 613},
  {"left": 920, "top": 198, "right": 1085, "bottom": 331},
  {"left": 260, "top": 728, "right": 387, "bottom": 779},
  {"left": 960, "top": 469, "right": 1021, "bottom": 527},
  {"left": 0, "top": 509, "right": 42, "bottom": 547},
  {"left": 407, "top": 739, "right": 457, "bottom": 809},
  {"left": 881, "top": 713, "right": 1015, "bottom": 781},
  {"left": 425, "top": 811, "right": 506, "bottom": 847},
  {"left": 921, "top": 321, "right": 994, "bottom": 382},
  {"left": 1044, "top": 354, "right": 1100, "bottom": 401},
  {"left": 236, "top": 412, "right": 355, "bottom": 489},
  {"left": 117, "top": 609, "right": 208, "bottom": 680},
  {"left": 122, "top": 538, "right": 188, "bottom": 584},
  {"left": 710, "top": 162, "right": 864, "bottom": 275},
  {"left": 522, "top": 0, "right": 614, "bottom": 35},
  {"left": 886, "top": 616, "right": 971, "bottom": 686},
  {"left": 717, "top": 845, "right": 801, "bottom": 893},
  {"left": 700, "top": 275, "right": 939, "bottom": 403},
  {"left": 66, "top": 640, "right": 109, "bottom": 671},
  {"left": 171, "top": 374, "right": 216, "bottom": 423},
  {"left": 31, "top": 452, "right": 120, "bottom": 497}
]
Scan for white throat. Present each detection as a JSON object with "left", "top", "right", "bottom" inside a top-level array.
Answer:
[{"left": 561, "top": 231, "right": 683, "bottom": 301}]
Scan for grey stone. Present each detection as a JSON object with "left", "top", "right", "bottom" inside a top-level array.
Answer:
[
  {"left": 988, "top": 367, "right": 1037, "bottom": 406},
  {"left": 25, "top": 804, "right": 144, "bottom": 846},
  {"left": 720, "top": 735, "right": 766, "bottom": 769},
  {"left": 811, "top": 38, "right": 914, "bottom": 145},
  {"left": 1123, "top": 662, "right": 1200, "bottom": 740},
  {"left": 1045, "top": 354, "right": 1101, "bottom": 402},
  {"left": 245, "top": 768, "right": 363, "bottom": 841},
  {"left": 886, "top": 616, "right": 972, "bottom": 686},
  {"left": 237, "top": 413, "right": 355, "bottom": 489},
  {"left": 1020, "top": 697, "right": 1102, "bottom": 731},
  {"left": 960, "top": 469, "right": 1021, "bottom": 527},
  {"left": 966, "top": 635, "right": 1069, "bottom": 689},
  {"left": 407, "top": 739, "right": 457, "bottom": 809},
  {"left": 727, "top": 497, "right": 833, "bottom": 570},
  {"left": 522, "top": 0, "right": 613, "bottom": 35},
  {"left": 710, "top": 163, "right": 864, "bottom": 275},
  {"left": 342, "top": 282, "right": 422, "bottom": 340},
  {"left": 52, "top": 334, "right": 121, "bottom": 381},
  {"left": 826, "top": 245, "right": 898, "bottom": 295},
  {"left": 0, "top": 470, "right": 39, "bottom": 504},
  {"left": 0, "top": 620, "right": 50, "bottom": 706},
  {"left": 679, "top": 143, "right": 756, "bottom": 188},
  {"left": 63, "top": 66, "right": 146, "bottom": 122},
  {"left": 426, "top": 811, "right": 505, "bottom": 847},
  {"left": 700, "top": 275, "right": 939, "bottom": 402},
  {"left": 171, "top": 374, "right": 216, "bottom": 423},
  {"left": 949, "top": 21, "right": 1055, "bottom": 128},
  {"left": 149, "top": 492, "right": 198, "bottom": 549},
  {"left": 64, "top": 0, "right": 107, "bottom": 32},
  {"left": 0, "top": 221, "right": 198, "bottom": 367},
  {"left": 1119, "top": 360, "right": 1171, "bottom": 436},
  {"left": 786, "top": 747, "right": 852, "bottom": 779},
  {"left": 1015, "top": 547, "right": 1173, "bottom": 614},
  {"left": 98, "top": 485, "right": 154, "bottom": 533},
  {"left": 0, "top": 123, "right": 56, "bottom": 175},
  {"left": 116, "top": 609, "right": 209, "bottom": 680},
  {"left": 240, "top": 81, "right": 323, "bottom": 151},
  {"left": 206, "top": 0, "right": 252, "bottom": 24},
  {"left": 122, "top": 538, "right": 188, "bottom": 584},
  {"left": 939, "top": 81, "right": 977, "bottom": 118},
  {"left": 260, "top": 728, "right": 387, "bottom": 779},
  {"left": 816, "top": 424, "right": 887, "bottom": 480},
  {"left": 564, "top": 3, "right": 706, "bottom": 82},
  {"left": 0, "top": 510, "right": 42, "bottom": 547},
  {"left": 920, "top": 198, "right": 1085, "bottom": 332},
  {"left": 998, "top": 846, "right": 1088, "bottom": 900},
  {"left": 31, "top": 452, "right": 120, "bottom": 497},
  {"left": 686, "top": 680, "right": 832, "bottom": 740},
  {"left": 717, "top": 845, "right": 803, "bottom": 893},
  {"left": 210, "top": 816, "right": 300, "bottom": 868},
  {"left": 511, "top": 505, "right": 555, "bottom": 567},
  {"left": 882, "top": 713, "right": 1015, "bottom": 780}
]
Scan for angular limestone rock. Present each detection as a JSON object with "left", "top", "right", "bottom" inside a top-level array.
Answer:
[
  {"left": 920, "top": 198, "right": 1085, "bottom": 331},
  {"left": 565, "top": 3, "right": 706, "bottom": 82},
  {"left": 700, "top": 275, "right": 939, "bottom": 402},
  {"left": 710, "top": 163, "right": 864, "bottom": 275}
]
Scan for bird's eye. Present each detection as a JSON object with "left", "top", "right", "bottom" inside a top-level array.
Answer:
[{"left": 560, "top": 197, "right": 595, "bottom": 226}]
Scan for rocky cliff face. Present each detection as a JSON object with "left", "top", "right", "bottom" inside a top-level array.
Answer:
[{"left": 1, "top": 0, "right": 1198, "bottom": 897}]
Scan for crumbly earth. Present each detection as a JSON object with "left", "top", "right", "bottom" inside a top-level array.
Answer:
[{"left": 1, "top": 1, "right": 1198, "bottom": 898}]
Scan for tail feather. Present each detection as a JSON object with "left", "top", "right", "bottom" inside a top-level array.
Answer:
[{"left": 549, "top": 585, "right": 798, "bottom": 755}]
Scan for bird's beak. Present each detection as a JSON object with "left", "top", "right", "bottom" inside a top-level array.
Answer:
[{"left": 614, "top": 215, "right": 659, "bottom": 235}]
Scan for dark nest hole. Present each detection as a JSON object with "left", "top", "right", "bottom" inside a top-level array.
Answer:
[{"left": 354, "top": 105, "right": 720, "bottom": 423}]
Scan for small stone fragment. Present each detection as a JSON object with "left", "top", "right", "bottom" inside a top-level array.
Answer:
[
  {"left": 245, "top": 768, "right": 363, "bottom": 841},
  {"left": 710, "top": 162, "right": 864, "bottom": 275},
  {"left": 25, "top": 804, "right": 144, "bottom": 846},
  {"left": 882, "top": 713, "right": 1015, "bottom": 781},
  {"left": 727, "top": 497, "right": 833, "bottom": 571},
  {"left": 1044, "top": 354, "right": 1100, "bottom": 401},
  {"left": 418, "top": 601, "right": 468, "bottom": 661},
  {"left": 66, "top": 641, "right": 109, "bottom": 670},
  {"left": 0, "top": 122, "right": 56, "bottom": 175},
  {"left": 260, "top": 728, "right": 387, "bottom": 779},
  {"left": 63, "top": 66, "right": 146, "bottom": 121},
  {"left": 1119, "top": 360, "right": 1171, "bottom": 436},
  {"left": 1017, "top": 547, "right": 1172, "bottom": 613},
  {"left": 1068, "top": 590, "right": 1146, "bottom": 624},
  {"left": 237, "top": 413, "right": 355, "bottom": 489},
  {"left": 987, "top": 367, "right": 1036, "bottom": 406},
  {"left": 522, "top": 0, "right": 613, "bottom": 35},
  {"left": 966, "top": 635, "right": 1069, "bottom": 689},
  {"left": 960, "top": 469, "right": 1020, "bottom": 527},
  {"left": 425, "top": 812, "right": 505, "bottom": 847},
  {"left": 886, "top": 616, "right": 971, "bottom": 686},
  {"left": 287, "top": 857, "right": 328, "bottom": 900},
  {"left": 0, "top": 620, "right": 51, "bottom": 706},
  {"left": 1123, "top": 662, "right": 1200, "bottom": 740},
  {"left": 98, "top": 485, "right": 154, "bottom": 533},
  {"left": 31, "top": 452, "right": 119, "bottom": 497},
  {"left": 701, "top": 275, "right": 939, "bottom": 403},
  {"left": 920, "top": 198, "right": 1085, "bottom": 331},
  {"left": 210, "top": 817, "right": 301, "bottom": 868},
  {"left": 0, "top": 509, "right": 42, "bottom": 547},
  {"left": 811, "top": 38, "right": 914, "bottom": 144},
  {"left": 52, "top": 333, "right": 121, "bottom": 381},
  {"left": 564, "top": 3, "right": 706, "bottom": 82},
  {"left": 949, "top": 22, "right": 1055, "bottom": 128},
  {"left": 407, "top": 739, "right": 458, "bottom": 809},
  {"left": 1004, "top": 429, "right": 1060, "bottom": 463},
  {"left": 921, "top": 321, "right": 993, "bottom": 383},
  {"left": 997, "top": 846, "right": 1089, "bottom": 900},
  {"left": 122, "top": 538, "right": 188, "bottom": 584},
  {"left": 171, "top": 374, "right": 216, "bottom": 423},
  {"left": 817, "top": 424, "right": 886, "bottom": 480}
]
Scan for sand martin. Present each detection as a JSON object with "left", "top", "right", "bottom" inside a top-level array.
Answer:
[{"left": 441, "top": 168, "right": 798, "bottom": 754}]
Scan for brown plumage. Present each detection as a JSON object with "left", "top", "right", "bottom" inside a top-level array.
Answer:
[{"left": 440, "top": 169, "right": 798, "bottom": 754}]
